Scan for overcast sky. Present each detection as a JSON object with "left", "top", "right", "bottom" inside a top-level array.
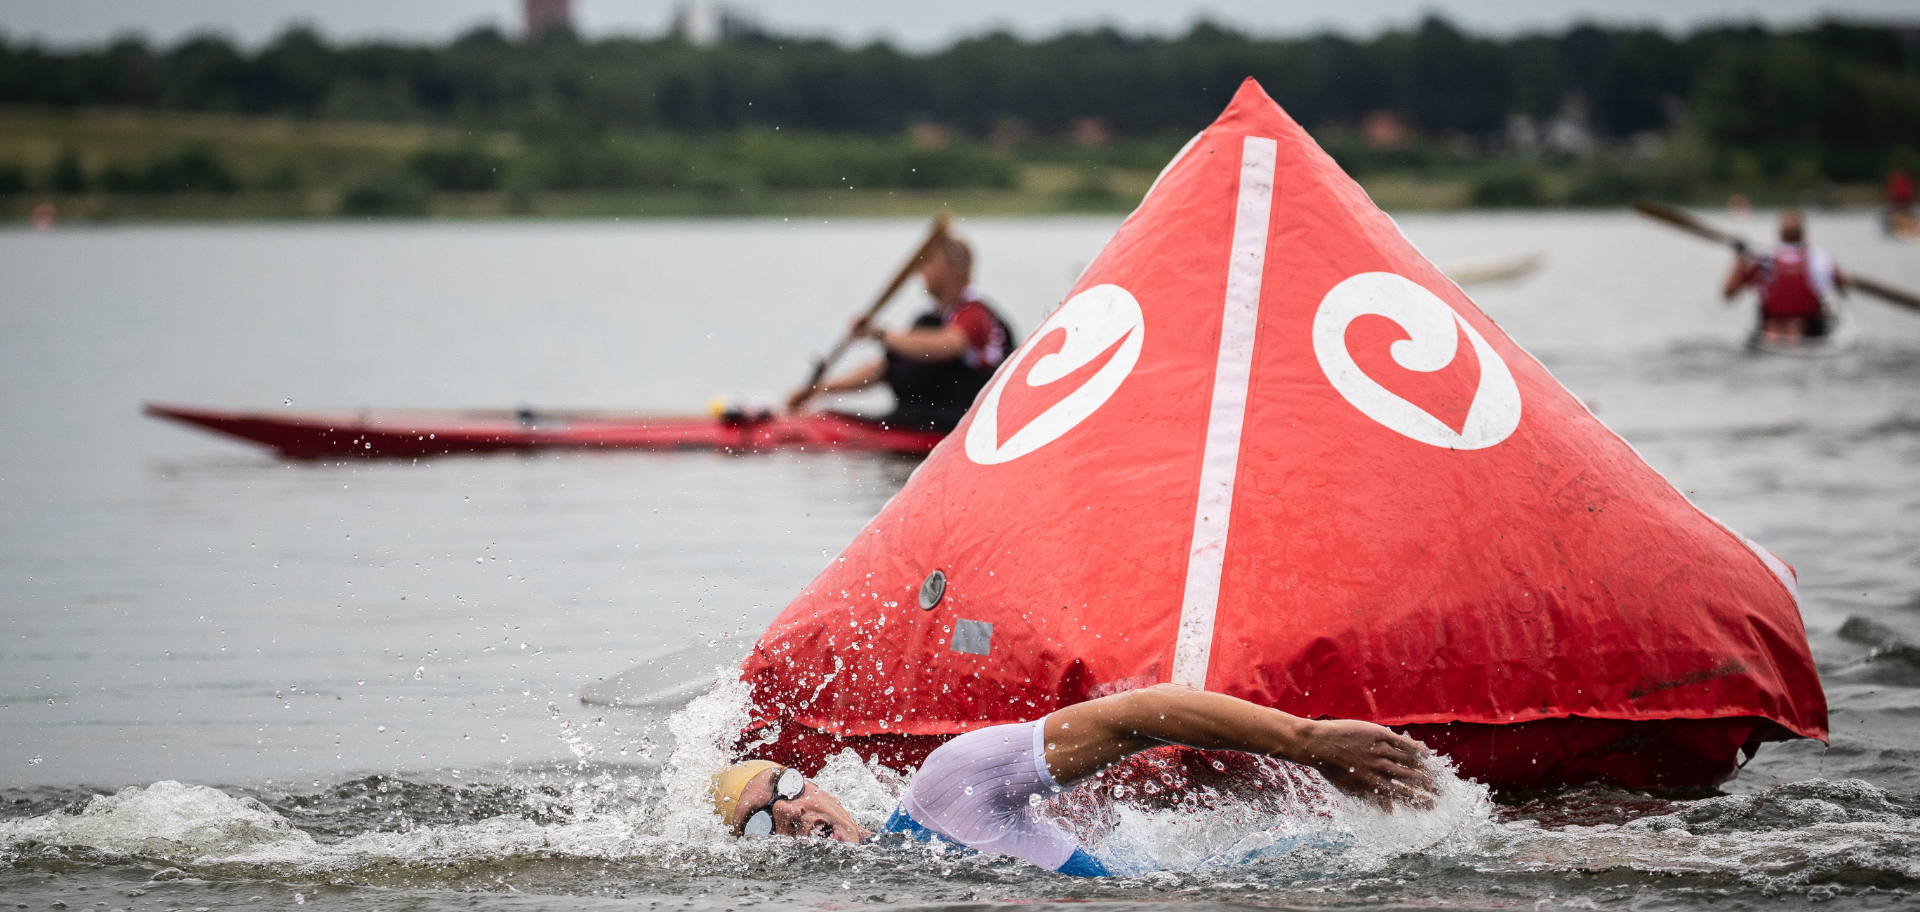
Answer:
[{"left": 2, "top": 0, "right": 1914, "bottom": 49}]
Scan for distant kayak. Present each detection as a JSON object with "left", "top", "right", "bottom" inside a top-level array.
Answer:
[
  {"left": 143, "top": 403, "right": 945, "bottom": 459},
  {"left": 1745, "top": 301, "right": 1857, "bottom": 359}
]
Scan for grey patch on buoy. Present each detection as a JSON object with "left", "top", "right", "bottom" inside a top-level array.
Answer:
[
  {"left": 951, "top": 619, "right": 993, "bottom": 656},
  {"left": 919, "top": 569, "right": 947, "bottom": 611}
]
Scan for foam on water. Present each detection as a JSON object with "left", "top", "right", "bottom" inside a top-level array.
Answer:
[
  {"left": 3, "top": 681, "right": 1916, "bottom": 903},
  {"left": 0, "top": 681, "right": 811, "bottom": 877},
  {"left": 1053, "top": 750, "right": 1498, "bottom": 876},
  {"left": 0, "top": 780, "right": 318, "bottom": 863},
  {"left": 0, "top": 681, "right": 1484, "bottom": 879},
  {"left": 657, "top": 669, "right": 759, "bottom": 843}
]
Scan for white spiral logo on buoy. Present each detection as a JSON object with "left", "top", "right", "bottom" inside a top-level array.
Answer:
[
  {"left": 1312, "top": 272, "right": 1521, "bottom": 450},
  {"left": 966, "top": 284, "right": 1145, "bottom": 465}
]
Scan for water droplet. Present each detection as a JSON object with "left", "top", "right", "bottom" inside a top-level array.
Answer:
[
  {"left": 962, "top": 786, "right": 973, "bottom": 795},
  {"left": 27, "top": 755, "right": 41, "bottom": 765},
  {"left": 500, "top": 733, "right": 509, "bottom": 742},
  {"left": 413, "top": 666, "right": 424, "bottom": 680},
  {"left": 283, "top": 399, "right": 292, "bottom": 406},
  {"left": 376, "top": 726, "right": 385, "bottom": 732}
]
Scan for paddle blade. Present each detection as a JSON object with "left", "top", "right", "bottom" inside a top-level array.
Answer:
[
  {"left": 1633, "top": 198, "right": 1739, "bottom": 247},
  {"left": 1443, "top": 252, "right": 1543, "bottom": 287},
  {"left": 1850, "top": 275, "right": 1920, "bottom": 312}
]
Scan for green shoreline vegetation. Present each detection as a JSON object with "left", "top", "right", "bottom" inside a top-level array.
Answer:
[{"left": 0, "top": 17, "right": 1913, "bottom": 221}]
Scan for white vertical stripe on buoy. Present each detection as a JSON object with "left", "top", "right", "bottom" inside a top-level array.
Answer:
[{"left": 1170, "top": 135, "right": 1277, "bottom": 691}]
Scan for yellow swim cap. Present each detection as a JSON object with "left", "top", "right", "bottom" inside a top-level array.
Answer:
[{"left": 710, "top": 760, "right": 780, "bottom": 829}]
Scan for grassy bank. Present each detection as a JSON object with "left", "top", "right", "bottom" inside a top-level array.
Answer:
[
  {"left": 0, "top": 183, "right": 1151, "bottom": 222},
  {"left": 0, "top": 107, "right": 1886, "bottom": 223},
  {"left": 0, "top": 107, "right": 514, "bottom": 190}
]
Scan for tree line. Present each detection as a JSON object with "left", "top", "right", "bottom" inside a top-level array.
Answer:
[{"left": 1, "top": 16, "right": 1916, "bottom": 200}]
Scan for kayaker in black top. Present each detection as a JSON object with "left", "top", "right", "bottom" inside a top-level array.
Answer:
[{"left": 788, "top": 235, "right": 1015, "bottom": 432}]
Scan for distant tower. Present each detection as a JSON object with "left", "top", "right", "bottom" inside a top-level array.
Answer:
[
  {"left": 670, "top": 1, "right": 758, "bottom": 46},
  {"left": 524, "top": 0, "right": 573, "bottom": 42},
  {"left": 671, "top": 1, "right": 719, "bottom": 46}
]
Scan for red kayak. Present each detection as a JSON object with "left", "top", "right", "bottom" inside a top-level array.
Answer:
[{"left": 143, "top": 403, "right": 946, "bottom": 459}]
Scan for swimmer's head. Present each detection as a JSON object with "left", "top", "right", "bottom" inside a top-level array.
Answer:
[
  {"left": 710, "top": 759, "right": 780, "bottom": 827},
  {"left": 709, "top": 760, "right": 870, "bottom": 843}
]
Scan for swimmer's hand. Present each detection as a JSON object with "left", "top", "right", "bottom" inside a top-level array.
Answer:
[{"left": 1291, "top": 719, "right": 1435, "bottom": 811}]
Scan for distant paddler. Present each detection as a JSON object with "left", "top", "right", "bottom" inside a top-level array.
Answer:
[
  {"left": 1634, "top": 198, "right": 1920, "bottom": 329},
  {"left": 788, "top": 222, "right": 1015, "bottom": 433},
  {"left": 1721, "top": 209, "right": 1843, "bottom": 345},
  {"left": 1887, "top": 169, "right": 1916, "bottom": 239}
]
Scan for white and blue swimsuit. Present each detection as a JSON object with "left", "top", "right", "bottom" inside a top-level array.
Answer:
[{"left": 880, "top": 716, "right": 1109, "bottom": 877}]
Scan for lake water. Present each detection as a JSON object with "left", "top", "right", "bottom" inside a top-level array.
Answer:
[{"left": 3, "top": 211, "right": 1918, "bottom": 911}]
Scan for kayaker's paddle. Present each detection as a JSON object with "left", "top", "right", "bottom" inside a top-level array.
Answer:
[
  {"left": 1848, "top": 275, "right": 1920, "bottom": 312},
  {"left": 800, "top": 212, "right": 954, "bottom": 394},
  {"left": 1632, "top": 198, "right": 1741, "bottom": 247},
  {"left": 1442, "top": 252, "right": 1544, "bottom": 286},
  {"left": 1633, "top": 198, "right": 1920, "bottom": 313}
]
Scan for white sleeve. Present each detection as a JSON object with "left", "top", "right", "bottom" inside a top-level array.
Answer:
[
  {"left": 900, "top": 718, "right": 1079, "bottom": 871},
  {"left": 1809, "top": 248, "right": 1838, "bottom": 300}
]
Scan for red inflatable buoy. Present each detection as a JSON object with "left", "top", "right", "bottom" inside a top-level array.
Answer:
[{"left": 739, "top": 79, "right": 1826, "bottom": 791}]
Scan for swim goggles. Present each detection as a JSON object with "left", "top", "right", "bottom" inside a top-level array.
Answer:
[{"left": 740, "top": 767, "right": 806, "bottom": 837}]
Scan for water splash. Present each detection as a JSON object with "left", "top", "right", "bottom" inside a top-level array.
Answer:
[
  {"left": 1054, "top": 749, "right": 1497, "bottom": 877},
  {"left": 3, "top": 681, "right": 1915, "bottom": 903},
  {"left": 0, "top": 781, "right": 315, "bottom": 863},
  {"left": 813, "top": 748, "right": 912, "bottom": 830},
  {"left": 656, "top": 667, "right": 759, "bottom": 842}
]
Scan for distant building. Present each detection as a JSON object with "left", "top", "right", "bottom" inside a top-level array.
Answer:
[
  {"left": 1071, "top": 117, "right": 1111, "bottom": 148},
  {"left": 1506, "top": 113, "right": 1542, "bottom": 151},
  {"left": 1544, "top": 95, "right": 1593, "bottom": 157},
  {"left": 910, "top": 122, "right": 953, "bottom": 150},
  {"left": 1362, "top": 111, "right": 1406, "bottom": 150},
  {"left": 670, "top": 1, "right": 760, "bottom": 46},
  {"left": 524, "top": 0, "right": 573, "bottom": 42}
]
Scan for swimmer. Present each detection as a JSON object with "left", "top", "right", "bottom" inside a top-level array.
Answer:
[{"left": 710, "top": 683, "right": 1434, "bottom": 876}]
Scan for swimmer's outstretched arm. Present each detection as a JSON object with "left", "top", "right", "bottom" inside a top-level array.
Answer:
[{"left": 1042, "top": 683, "right": 1434, "bottom": 809}]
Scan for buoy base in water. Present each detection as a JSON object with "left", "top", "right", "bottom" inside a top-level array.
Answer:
[{"left": 750, "top": 714, "right": 1794, "bottom": 792}]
